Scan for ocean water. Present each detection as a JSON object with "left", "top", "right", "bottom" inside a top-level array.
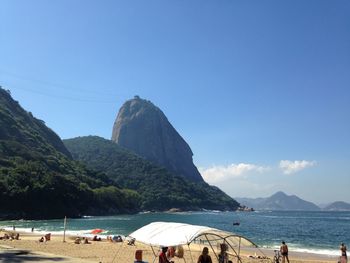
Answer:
[{"left": 1, "top": 211, "right": 349, "bottom": 256}]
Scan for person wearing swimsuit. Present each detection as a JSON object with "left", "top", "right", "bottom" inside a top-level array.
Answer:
[
  {"left": 197, "top": 247, "right": 212, "bottom": 263},
  {"left": 340, "top": 243, "right": 347, "bottom": 263},
  {"left": 218, "top": 243, "right": 229, "bottom": 263},
  {"left": 159, "top": 247, "right": 173, "bottom": 263},
  {"left": 280, "top": 241, "right": 290, "bottom": 263}
]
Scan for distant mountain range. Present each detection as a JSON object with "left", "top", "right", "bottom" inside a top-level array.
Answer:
[
  {"left": 236, "top": 192, "right": 350, "bottom": 211},
  {"left": 323, "top": 201, "right": 350, "bottom": 211}
]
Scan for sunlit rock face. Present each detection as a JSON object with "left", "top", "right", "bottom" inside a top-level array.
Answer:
[{"left": 112, "top": 96, "right": 203, "bottom": 182}]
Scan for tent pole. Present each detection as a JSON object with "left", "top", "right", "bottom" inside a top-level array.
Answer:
[
  {"left": 204, "top": 234, "right": 218, "bottom": 261},
  {"left": 187, "top": 244, "right": 195, "bottom": 263},
  {"left": 151, "top": 245, "right": 157, "bottom": 263},
  {"left": 110, "top": 241, "right": 124, "bottom": 263},
  {"left": 225, "top": 240, "right": 242, "bottom": 263},
  {"left": 237, "top": 237, "right": 241, "bottom": 263}
]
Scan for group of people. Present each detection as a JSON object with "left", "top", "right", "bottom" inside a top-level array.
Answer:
[
  {"left": 74, "top": 237, "right": 90, "bottom": 244},
  {"left": 155, "top": 241, "right": 346, "bottom": 263},
  {"left": 157, "top": 243, "right": 233, "bottom": 263},
  {"left": 0, "top": 232, "right": 20, "bottom": 240},
  {"left": 38, "top": 233, "right": 51, "bottom": 242},
  {"left": 107, "top": 235, "right": 123, "bottom": 242}
]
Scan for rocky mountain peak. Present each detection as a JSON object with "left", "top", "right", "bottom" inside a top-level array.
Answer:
[{"left": 111, "top": 96, "right": 203, "bottom": 182}]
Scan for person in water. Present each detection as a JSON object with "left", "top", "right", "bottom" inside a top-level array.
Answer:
[
  {"left": 340, "top": 243, "right": 347, "bottom": 262},
  {"left": 197, "top": 247, "right": 212, "bottom": 263},
  {"left": 280, "top": 241, "right": 290, "bottom": 263}
]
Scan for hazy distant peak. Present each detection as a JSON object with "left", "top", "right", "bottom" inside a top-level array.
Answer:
[
  {"left": 323, "top": 201, "right": 350, "bottom": 211},
  {"left": 271, "top": 191, "right": 288, "bottom": 197},
  {"left": 236, "top": 191, "right": 320, "bottom": 211}
]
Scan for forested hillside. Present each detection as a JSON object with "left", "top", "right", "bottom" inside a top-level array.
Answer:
[
  {"left": 0, "top": 88, "right": 139, "bottom": 219},
  {"left": 64, "top": 136, "right": 239, "bottom": 211}
]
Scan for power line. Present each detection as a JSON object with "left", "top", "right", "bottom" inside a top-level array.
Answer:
[
  {"left": 0, "top": 70, "right": 128, "bottom": 104},
  {"left": 0, "top": 68, "right": 125, "bottom": 96},
  {"left": 2, "top": 81, "right": 121, "bottom": 104}
]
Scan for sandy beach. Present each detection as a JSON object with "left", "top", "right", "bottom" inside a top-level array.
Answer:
[{"left": 0, "top": 230, "right": 339, "bottom": 263}]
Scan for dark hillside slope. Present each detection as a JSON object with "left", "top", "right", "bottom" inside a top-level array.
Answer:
[
  {"left": 0, "top": 89, "right": 71, "bottom": 158},
  {"left": 0, "top": 88, "right": 139, "bottom": 219},
  {"left": 64, "top": 136, "right": 239, "bottom": 211}
]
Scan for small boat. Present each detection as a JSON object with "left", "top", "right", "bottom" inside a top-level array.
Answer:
[{"left": 233, "top": 222, "right": 240, "bottom": 226}]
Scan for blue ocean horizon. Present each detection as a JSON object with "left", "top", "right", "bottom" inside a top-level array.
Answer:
[{"left": 1, "top": 211, "right": 349, "bottom": 256}]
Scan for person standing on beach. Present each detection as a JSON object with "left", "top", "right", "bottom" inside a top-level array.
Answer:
[
  {"left": 340, "top": 243, "right": 347, "bottom": 263},
  {"left": 159, "top": 247, "right": 173, "bottom": 263},
  {"left": 280, "top": 241, "right": 290, "bottom": 263},
  {"left": 218, "top": 243, "right": 229, "bottom": 263},
  {"left": 197, "top": 247, "right": 212, "bottom": 263}
]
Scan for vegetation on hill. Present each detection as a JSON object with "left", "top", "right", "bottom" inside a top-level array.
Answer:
[
  {"left": 0, "top": 88, "right": 139, "bottom": 219},
  {"left": 64, "top": 136, "right": 239, "bottom": 211}
]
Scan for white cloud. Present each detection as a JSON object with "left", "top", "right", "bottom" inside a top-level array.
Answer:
[
  {"left": 199, "top": 163, "right": 269, "bottom": 183},
  {"left": 279, "top": 160, "right": 316, "bottom": 175}
]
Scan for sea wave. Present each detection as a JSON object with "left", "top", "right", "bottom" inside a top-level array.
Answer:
[
  {"left": 259, "top": 245, "right": 339, "bottom": 257},
  {"left": 291, "top": 247, "right": 339, "bottom": 256},
  {"left": 1, "top": 227, "right": 120, "bottom": 238}
]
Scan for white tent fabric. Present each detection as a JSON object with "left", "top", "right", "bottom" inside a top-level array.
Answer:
[{"left": 129, "top": 221, "right": 257, "bottom": 248}]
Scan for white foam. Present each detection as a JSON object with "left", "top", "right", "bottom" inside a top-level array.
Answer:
[
  {"left": 291, "top": 248, "right": 339, "bottom": 256},
  {"left": 261, "top": 244, "right": 339, "bottom": 257},
  {"left": 1, "top": 227, "right": 116, "bottom": 238}
]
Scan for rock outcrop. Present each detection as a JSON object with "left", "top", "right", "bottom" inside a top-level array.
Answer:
[{"left": 111, "top": 96, "right": 203, "bottom": 182}]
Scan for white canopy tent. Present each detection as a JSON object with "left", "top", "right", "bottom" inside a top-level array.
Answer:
[{"left": 128, "top": 221, "right": 264, "bottom": 263}]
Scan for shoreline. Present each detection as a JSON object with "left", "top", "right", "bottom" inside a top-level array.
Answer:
[{"left": 0, "top": 230, "right": 340, "bottom": 262}]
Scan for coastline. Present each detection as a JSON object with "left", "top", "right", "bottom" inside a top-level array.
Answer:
[{"left": 0, "top": 230, "right": 339, "bottom": 263}]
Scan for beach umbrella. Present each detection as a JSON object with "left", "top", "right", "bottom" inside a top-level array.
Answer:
[{"left": 91, "top": 228, "right": 103, "bottom": 234}]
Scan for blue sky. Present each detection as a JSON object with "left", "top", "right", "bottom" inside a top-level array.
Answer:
[{"left": 1, "top": 0, "right": 349, "bottom": 203}]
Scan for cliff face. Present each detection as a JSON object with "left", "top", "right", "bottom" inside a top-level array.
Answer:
[{"left": 111, "top": 96, "right": 203, "bottom": 182}]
